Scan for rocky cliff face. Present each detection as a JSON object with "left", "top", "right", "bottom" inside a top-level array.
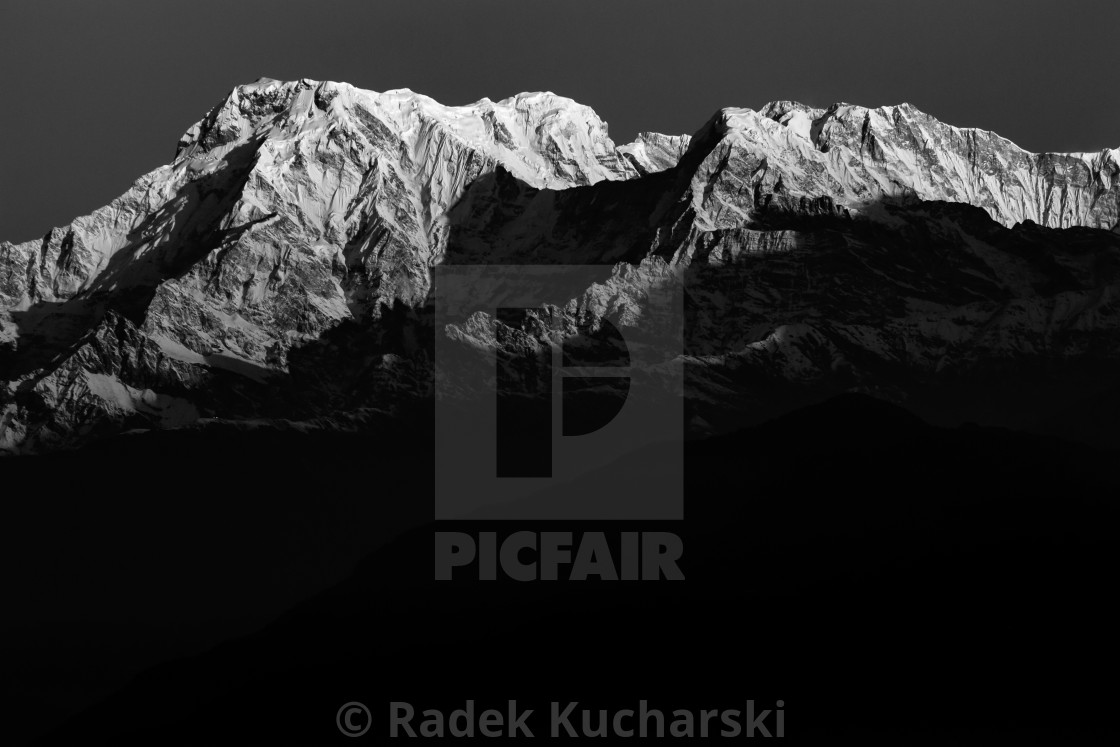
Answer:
[{"left": 2, "top": 79, "right": 1119, "bottom": 452}]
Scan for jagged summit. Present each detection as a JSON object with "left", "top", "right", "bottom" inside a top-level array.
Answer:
[
  {"left": 682, "top": 99, "right": 1120, "bottom": 231},
  {"left": 175, "top": 79, "right": 644, "bottom": 190}
]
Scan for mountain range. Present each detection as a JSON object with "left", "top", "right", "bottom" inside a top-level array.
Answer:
[{"left": 3, "top": 77, "right": 1120, "bottom": 453}]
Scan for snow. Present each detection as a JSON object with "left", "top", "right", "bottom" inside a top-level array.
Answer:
[
  {"left": 689, "top": 100, "right": 1120, "bottom": 231},
  {"left": 618, "top": 132, "right": 692, "bottom": 175},
  {"left": 2, "top": 79, "right": 1119, "bottom": 453},
  {"left": 83, "top": 372, "right": 200, "bottom": 427}
]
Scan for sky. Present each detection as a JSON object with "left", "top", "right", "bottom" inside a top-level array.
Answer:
[{"left": 2, "top": 0, "right": 1118, "bottom": 242}]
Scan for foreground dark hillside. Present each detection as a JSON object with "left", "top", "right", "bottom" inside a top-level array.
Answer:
[{"left": 5, "top": 394, "right": 1114, "bottom": 745}]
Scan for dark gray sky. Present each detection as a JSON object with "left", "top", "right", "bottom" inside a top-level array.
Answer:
[{"left": 3, "top": 0, "right": 1117, "bottom": 242}]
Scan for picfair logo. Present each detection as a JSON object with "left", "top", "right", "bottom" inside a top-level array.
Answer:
[{"left": 433, "top": 265, "right": 684, "bottom": 522}]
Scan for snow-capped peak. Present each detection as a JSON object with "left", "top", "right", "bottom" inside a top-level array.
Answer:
[
  {"left": 684, "top": 99, "right": 1120, "bottom": 230},
  {"left": 176, "top": 79, "right": 640, "bottom": 190}
]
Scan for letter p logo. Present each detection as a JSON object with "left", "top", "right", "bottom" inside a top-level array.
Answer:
[{"left": 435, "top": 265, "right": 683, "bottom": 520}]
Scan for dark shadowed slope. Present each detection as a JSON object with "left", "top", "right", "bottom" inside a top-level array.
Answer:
[{"left": 27, "top": 395, "right": 1120, "bottom": 746}]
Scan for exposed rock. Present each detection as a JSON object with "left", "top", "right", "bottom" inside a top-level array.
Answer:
[{"left": 2, "top": 80, "right": 1119, "bottom": 452}]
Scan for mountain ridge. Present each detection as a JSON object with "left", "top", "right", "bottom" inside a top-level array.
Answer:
[{"left": 2, "top": 79, "right": 1120, "bottom": 453}]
